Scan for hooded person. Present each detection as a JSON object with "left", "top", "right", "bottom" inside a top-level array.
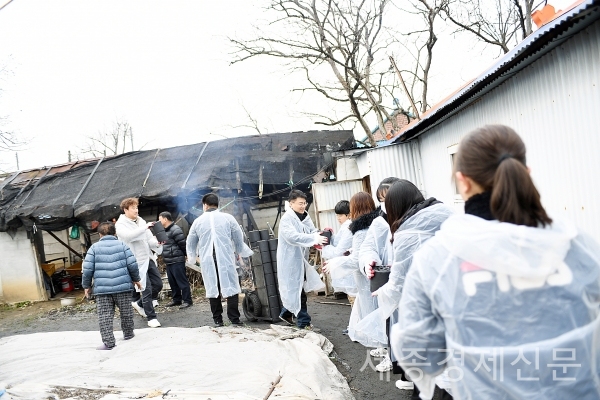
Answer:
[
  {"left": 277, "top": 190, "right": 327, "bottom": 330},
  {"left": 358, "top": 179, "right": 454, "bottom": 395},
  {"left": 392, "top": 125, "right": 600, "bottom": 400},
  {"left": 186, "top": 193, "right": 254, "bottom": 327},
  {"left": 115, "top": 197, "right": 163, "bottom": 328},
  {"left": 323, "top": 192, "right": 381, "bottom": 347},
  {"left": 320, "top": 200, "right": 355, "bottom": 300}
]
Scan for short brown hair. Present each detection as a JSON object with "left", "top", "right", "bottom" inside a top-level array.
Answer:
[
  {"left": 120, "top": 197, "right": 139, "bottom": 212},
  {"left": 349, "top": 192, "right": 375, "bottom": 220}
]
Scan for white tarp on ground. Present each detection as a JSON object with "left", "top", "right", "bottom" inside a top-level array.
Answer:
[{"left": 0, "top": 325, "right": 354, "bottom": 400}]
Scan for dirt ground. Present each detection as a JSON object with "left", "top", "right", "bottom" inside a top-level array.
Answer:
[{"left": 0, "top": 291, "right": 423, "bottom": 400}]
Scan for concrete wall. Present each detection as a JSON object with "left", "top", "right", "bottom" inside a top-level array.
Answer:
[{"left": 0, "top": 229, "right": 46, "bottom": 303}]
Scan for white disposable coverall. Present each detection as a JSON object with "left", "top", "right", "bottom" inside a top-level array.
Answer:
[
  {"left": 277, "top": 210, "right": 324, "bottom": 316},
  {"left": 392, "top": 214, "right": 600, "bottom": 400},
  {"left": 321, "top": 219, "right": 356, "bottom": 295},
  {"left": 186, "top": 210, "right": 253, "bottom": 299},
  {"left": 326, "top": 211, "right": 384, "bottom": 348},
  {"left": 354, "top": 204, "right": 453, "bottom": 348},
  {"left": 358, "top": 216, "right": 392, "bottom": 275}
]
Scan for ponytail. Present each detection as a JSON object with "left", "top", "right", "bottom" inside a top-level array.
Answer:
[
  {"left": 491, "top": 158, "right": 552, "bottom": 227},
  {"left": 455, "top": 125, "right": 552, "bottom": 228}
]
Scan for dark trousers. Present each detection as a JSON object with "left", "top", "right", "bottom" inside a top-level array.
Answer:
[
  {"left": 166, "top": 261, "right": 192, "bottom": 304},
  {"left": 280, "top": 289, "right": 311, "bottom": 328},
  {"left": 208, "top": 255, "right": 240, "bottom": 324},
  {"left": 131, "top": 260, "right": 162, "bottom": 321},
  {"left": 386, "top": 316, "right": 407, "bottom": 377},
  {"left": 96, "top": 291, "right": 134, "bottom": 348},
  {"left": 132, "top": 259, "right": 163, "bottom": 303},
  {"left": 209, "top": 294, "right": 240, "bottom": 324},
  {"left": 412, "top": 385, "right": 453, "bottom": 400}
]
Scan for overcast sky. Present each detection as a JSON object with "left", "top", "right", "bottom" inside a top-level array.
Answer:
[{"left": 0, "top": 0, "right": 575, "bottom": 172}]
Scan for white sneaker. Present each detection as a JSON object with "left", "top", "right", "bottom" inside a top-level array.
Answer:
[
  {"left": 370, "top": 347, "right": 388, "bottom": 358},
  {"left": 152, "top": 300, "right": 159, "bottom": 308},
  {"left": 131, "top": 302, "right": 147, "bottom": 318},
  {"left": 375, "top": 355, "right": 393, "bottom": 372},
  {"left": 147, "top": 319, "right": 161, "bottom": 328},
  {"left": 395, "top": 380, "right": 414, "bottom": 390}
]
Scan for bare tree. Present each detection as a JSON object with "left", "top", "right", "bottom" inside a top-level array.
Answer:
[
  {"left": 78, "top": 119, "right": 139, "bottom": 158},
  {"left": 444, "top": 0, "right": 534, "bottom": 54},
  {"left": 230, "top": 0, "right": 404, "bottom": 147},
  {"left": 399, "top": 0, "right": 448, "bottom": 114},
  {"left": 0, "top": 63, "right": 24, "bottom": 155},
  {"left": 513, "top": 0, "right": 535, "bottom": 39},
  {"left": 230, "top": 104, "right": 266, "bottom": 136},
  {"left": 0, "top": 123, "right": 22, "bottom": 152}
]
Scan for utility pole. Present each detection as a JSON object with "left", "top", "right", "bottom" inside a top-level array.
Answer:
[
  {"left": 389, "top": 56, "right": 421, "bottom": 121},
  {"left": 15, "top": 152, "right": 19, "bottom": 170}
]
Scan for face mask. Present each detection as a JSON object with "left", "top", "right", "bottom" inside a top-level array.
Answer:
[{"left": 380, "top": 203, "right": 386, "bottom": 213}]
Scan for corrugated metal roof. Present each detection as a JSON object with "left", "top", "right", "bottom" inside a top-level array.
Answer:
[
  {"left": 393, "top": 0, "right": 600, "bottom": 143},
  {"left": 0, "top": 130, "right": 356, "bottom": 232}
]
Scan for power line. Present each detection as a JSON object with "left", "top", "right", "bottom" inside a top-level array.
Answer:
[{"left": 0, "top": 0, "right": 15, "bottom": 12}]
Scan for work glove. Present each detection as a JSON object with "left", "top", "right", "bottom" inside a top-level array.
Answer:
[{"left": 313, "top": 232, "right": 328, "bottom": 246}]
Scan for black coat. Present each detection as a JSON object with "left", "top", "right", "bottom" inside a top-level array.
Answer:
[{"left": 162, "top": 223, "right": 186, "bottom": 264}]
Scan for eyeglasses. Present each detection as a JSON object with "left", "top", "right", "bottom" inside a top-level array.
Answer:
[{"left": 295, "top": 202, "right": 307, "bottom": 206}]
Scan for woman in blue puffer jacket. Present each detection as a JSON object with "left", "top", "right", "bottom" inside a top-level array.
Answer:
[{"left": 82, "top": 222, "right": 142, "bottom": 350}]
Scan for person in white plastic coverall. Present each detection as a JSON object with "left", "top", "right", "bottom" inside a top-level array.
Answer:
[
  {"left": 115, "top": 197, "right": 163, "bottom": 328},
  {"left": 186, "top": 193, "right": 254, "bottom": 327},
  {"left": 392, "top": 125, "right": 600, "bottom": 400},
  {"left": 356, "top": 177, "right": 398, "bottom": 372},
  {"left": 277, "top": 190, "right": 327, "bottom": 329},
  {"left": 323, "top": 192, "right": 381, "bottom": 347},
  {"left": 362, "top": 180, "right": 453, "bottom": 395},
  {"left": 320, "top": 200, "right": 355, "bottom": 305}
]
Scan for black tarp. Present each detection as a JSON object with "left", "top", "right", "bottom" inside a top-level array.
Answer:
[{"left": 0, "top": 130, "right": 355, "bottom": 232}]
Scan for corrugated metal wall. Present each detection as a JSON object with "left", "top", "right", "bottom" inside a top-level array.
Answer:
[
  {"left": 312, "top": 180, "right": 364, "bottom": 231},
  {"left": 354, "top": 142, "right": 422, "bottom": 201},
  {"left": 417, "top": 19, "right": 600, "bottom": 241}
]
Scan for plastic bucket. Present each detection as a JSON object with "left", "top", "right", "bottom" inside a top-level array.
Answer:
[
  {"left": 151, "top": 222, "right": 168, "bottom": 243},
  {"left": 320, "top": 230, "right": 332, "bottom": 245},
  {"left": 61, "top": 296, "right": 76, "bottom": 306},
  {"left": 370, "top": 266, "right": 391, "bottom": 292},
  {"left": 60, "top": 277, "right": 74, "bottom": 292}
]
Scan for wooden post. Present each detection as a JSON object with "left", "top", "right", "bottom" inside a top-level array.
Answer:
[
  {"left": 45, "top": 230, "right": 83, "bottom": 258},
  {"left": 389, "top": 56, "right": 421, "bottom": 121}
]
